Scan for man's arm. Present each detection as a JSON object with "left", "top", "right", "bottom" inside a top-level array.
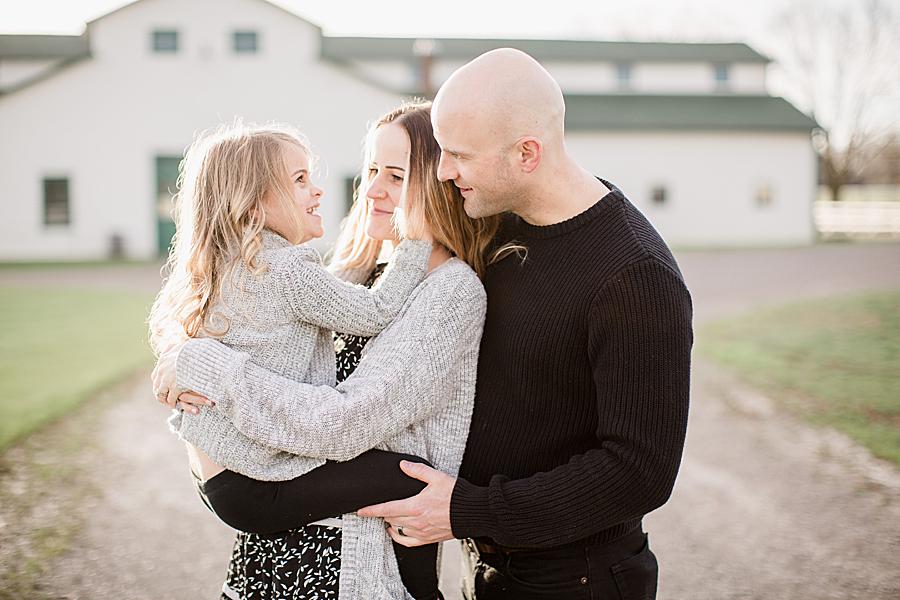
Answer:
[
  {"left": 448, "top": 260, "right": 693, "bottom": 548},
  {"left": 176, "top": 276, "right": 486, "bottom": 462}
]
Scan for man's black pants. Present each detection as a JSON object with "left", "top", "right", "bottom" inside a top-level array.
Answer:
[{"left": 461, "top": 528, "right": 658, "bottom": 600}]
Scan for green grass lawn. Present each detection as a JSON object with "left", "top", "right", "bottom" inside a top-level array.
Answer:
[
  {"left": 699, "top": 289, "right": 900, "bottom": 465},
  {"left": 0, "top": 286, "right": 154, "bottom": 451}
]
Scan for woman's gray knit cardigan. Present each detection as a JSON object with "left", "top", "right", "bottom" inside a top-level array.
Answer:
[{"left": 174, "top": 244, "right": 486, "bottom": 599}]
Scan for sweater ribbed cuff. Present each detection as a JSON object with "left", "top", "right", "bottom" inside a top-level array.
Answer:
[
  {"left": 396, "top": 238, "right": 432, "bottom": 252},
  {"left": 394, "top": 239, "right": 432, "bottom": 268},
  {"left": 449, "top": 477, "right": 495, "bottom": 540},
  {"left": 175, "top": 338, "right": 242, "bottom": 414}
]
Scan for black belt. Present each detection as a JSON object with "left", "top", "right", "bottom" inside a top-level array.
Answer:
[
  {"left": 467, "top": 538, "right": 530, "bottom": 556},
  {"left": 466, "top": 528, "right": 646, "bottom": 560}
]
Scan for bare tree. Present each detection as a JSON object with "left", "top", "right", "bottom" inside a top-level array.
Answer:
[
  {"left": 768, "top": 0, "right": 900, "bottom": 200},
  {"left": 856, "top": 132, "right": 900, "bottom": 185}
]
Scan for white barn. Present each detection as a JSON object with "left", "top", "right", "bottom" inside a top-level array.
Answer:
[{"left": 0, "top": 0, "right": 818, "bottom": 260}]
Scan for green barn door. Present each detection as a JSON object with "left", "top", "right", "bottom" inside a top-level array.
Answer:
[{"left": 156, "top": 156, "right": 180, "bottom": 256}]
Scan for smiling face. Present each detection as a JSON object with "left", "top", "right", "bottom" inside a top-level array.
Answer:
[
  {"left": 364, "top": 122, "right": 410, "bottom": 242},
  {"left": 262, "top": 141, "right": 324, "bottom": 244},
  {"left": 432, "top": 106, "right": 519, "bottom": 219}
]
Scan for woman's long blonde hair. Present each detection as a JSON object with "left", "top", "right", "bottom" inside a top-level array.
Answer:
[
  {"left": 331, "top": 101, "right": 502, "bottom": 279},
  {"left": 148, "top": 121, "right": 311, "bottom": 353}
]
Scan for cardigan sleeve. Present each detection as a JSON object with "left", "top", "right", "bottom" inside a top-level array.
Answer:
[
  {"left": 177, "top": 272, "right": 486, "bottom": 462},
  {"left": 275, "top": 239, "right": 431, "bottom": 337}
]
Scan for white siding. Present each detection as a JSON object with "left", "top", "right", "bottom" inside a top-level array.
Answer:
[
  {"left": 565, "top": 131, "right": 816, "bottom": 247},
  {"left": 729, "top": 63, "right": 767, "bottom": 94},
  {"left": 632, "top": 62, "right": 717, "bottom": 94},
  {"left": 544, "top": 62, "right": 618, "bottom": 93},
  {"left": 0, "top": 58, "right": 63, "bottom": 90},
  {"left": 344, "top": 58, "right": 413, "bottom": 93}
]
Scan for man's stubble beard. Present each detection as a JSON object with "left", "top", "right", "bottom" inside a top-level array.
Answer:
[{"left": 466, "top": 165, "right": 527, "bottom": 219}]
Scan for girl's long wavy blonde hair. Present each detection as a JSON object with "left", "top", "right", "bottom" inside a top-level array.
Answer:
[
  {"left": 331, "top": 100, "right": 503, "bottom": 279},
  {"left": 148, "top": 122, "right": 311, "bottom": 353}
]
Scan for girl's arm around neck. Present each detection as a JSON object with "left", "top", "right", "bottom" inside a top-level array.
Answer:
[{"left": 277, "top": 239, "right": 431, "bottom": 337}]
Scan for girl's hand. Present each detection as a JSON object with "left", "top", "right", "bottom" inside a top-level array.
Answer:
[{"left": 393, "top": 201, "right": 433, "bottom": 243}]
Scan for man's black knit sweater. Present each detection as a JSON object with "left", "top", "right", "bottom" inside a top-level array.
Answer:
[{"left": 449, "top": 180, "right": 693, "bottom": 549}]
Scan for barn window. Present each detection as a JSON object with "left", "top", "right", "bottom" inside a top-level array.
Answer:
[
  {"left": 651, "top": 185, "right": 667, "bottom": 205},
  {"left": 616, "top": 63, "right": 632, "bottom": 90},
  {"left": 714, "top": 64, "right": 730, "bottom": 89},
  {"left": 233, "top": 31, "right": 258, "bottom": 54},
  {"left": 44, "top": 178, "right": 70, "bottom": 225},
  {"left": 756, "top": 184, "right": 774, "bottom": 208},
  {"left": 153, "top": 30, "right": 179, "bottom": 53}
]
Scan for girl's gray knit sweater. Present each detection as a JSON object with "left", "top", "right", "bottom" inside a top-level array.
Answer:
[
  {"left": 175, "top": 257, "right": 486, "bottom": 600},
  {"left": 169, "top": 230, "right": 432, "bottom": 481}
]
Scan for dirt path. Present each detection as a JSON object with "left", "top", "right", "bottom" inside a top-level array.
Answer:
[
  {"left": 4, "top": 242, "right": 899, "bottom": 599},
  {"left": 651, "top": 242, "right": 900, "bottom": 599},
  {"left": 38, "top": 372, "right": 237, "bottom": 599}
]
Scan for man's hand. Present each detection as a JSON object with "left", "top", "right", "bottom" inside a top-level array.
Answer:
[{"left": 358, "top": 460, "right": 456, "bottom": 547}]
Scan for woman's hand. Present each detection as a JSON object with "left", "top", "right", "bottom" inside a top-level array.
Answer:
[
  {"left": 393, "top": 198, "right": 433, "bottom": 243},
  {"left": 151, "top": 341, "right": 214, "bottom": 414},
  {"left": 151, "top": 344, "right": 184, "bottom": 410}
]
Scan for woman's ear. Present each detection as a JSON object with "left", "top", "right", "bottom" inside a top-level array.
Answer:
[{"left": 516, "top": 137, "right": 543, "bottom": 174}]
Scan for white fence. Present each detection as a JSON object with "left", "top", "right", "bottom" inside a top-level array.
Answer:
[{"left": 814, "top": 201, "right": 900, "bottom": 239}]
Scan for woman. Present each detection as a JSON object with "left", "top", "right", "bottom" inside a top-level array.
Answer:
[{"left": 154, "top": 101, "right": 506, "bottom": 599}]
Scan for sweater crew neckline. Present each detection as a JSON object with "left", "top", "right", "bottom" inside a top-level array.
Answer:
[{"left": 514, "top": 178, "right": 622, "bottom": 240}]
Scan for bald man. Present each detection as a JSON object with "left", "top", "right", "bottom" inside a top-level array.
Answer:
[{"left": 359, "top": 49, "right": 693, "bottom": 599}]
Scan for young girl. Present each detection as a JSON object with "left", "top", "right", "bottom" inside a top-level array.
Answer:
[{"left": 148, "top": 121, "right": 443, "bottom": 599}]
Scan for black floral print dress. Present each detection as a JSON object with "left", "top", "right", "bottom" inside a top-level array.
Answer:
[{"left": 221, "top": 264, "right": 386, "bottom": 600}]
